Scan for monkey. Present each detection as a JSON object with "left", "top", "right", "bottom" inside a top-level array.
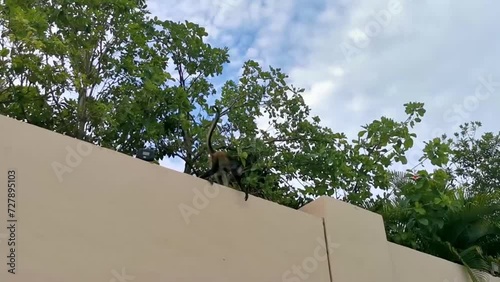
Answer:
[{"left": 199, "top": 105, "right": 248, "bottom": 201}]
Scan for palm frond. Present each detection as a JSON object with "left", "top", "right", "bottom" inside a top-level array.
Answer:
[{"left": 449, "top": 243, "right": 490, "bottom": 282}]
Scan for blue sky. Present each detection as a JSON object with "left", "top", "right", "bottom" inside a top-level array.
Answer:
[{"left": 147, "top": 0, "right": 500, "bottom": 174}]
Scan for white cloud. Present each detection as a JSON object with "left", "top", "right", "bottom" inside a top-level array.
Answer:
[{"left": 148, "top": 0, "right": 500, "bottom": 179}]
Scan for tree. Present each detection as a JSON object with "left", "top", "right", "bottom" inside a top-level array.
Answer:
[
  {"left": 150, "top": 20, "right": 230, "bottom": 174},
  {"left": 0, "top": 0, "right": 178, "bottom": 154},
  {"left": 370, "top": 168, "right": 500, "bottom": 282},
  {"left": 446, "top": 121, "right": 500, "bottom": 196},
  {"left": 181, "top": 55, "right": 429, "bottom": 207},
  {"left": 0, "top": 0, "right": 57, "bottom": 128},
  {"left": 0, "top": 0, "right": 435, "bottom": 208}
]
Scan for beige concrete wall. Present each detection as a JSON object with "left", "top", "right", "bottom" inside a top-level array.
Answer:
[
  {"left": 0, "top": 114, "right": 499, "bottom": 282},
  {"left": 389, "top": 242, "right": 480, "bottom": 282},
  {"left": 300, "top": 196, "right": 395, "bottom": 282},
  {"left": 300, "top": 196, "right": 500, "bottom": 282},
  {"left": 0, "top": 115, "right": 331, "bottom": 282}
]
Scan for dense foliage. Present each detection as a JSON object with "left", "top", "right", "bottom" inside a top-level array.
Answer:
[{"left": 1, "top": 0, "right": 498, "bottom": 280}]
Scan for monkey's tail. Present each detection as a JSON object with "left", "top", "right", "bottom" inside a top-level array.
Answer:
[{"left": 207, "top": 106, "right": 221, "bottom": 154}]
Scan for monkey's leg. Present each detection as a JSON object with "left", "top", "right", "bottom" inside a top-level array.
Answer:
[
  {"left": 208, "top": 175, "right": 215, "bottom": 185},
  {"left": 221, "top": 171, "right": 230, "bottom": 187},
  {"left": 202, "top": 158, "right": 222, "bottom": 185},
  {"left": 213, "top": 172, "right": 223, "bottom": 185},
  {"left": 200, "top": 170, "right": 216, "bottom": 184},
  {"left": 239, "top": 182, "right": 248, "bottom": 201},
  {"left": 237, "top": 179, "right": 249, "bottom": 201},
  {"left": 231, "top": 168, "right": 248, "bottom": 201},
  {"left": 243, "top": 181, "right": 249, "bottom": 201}
]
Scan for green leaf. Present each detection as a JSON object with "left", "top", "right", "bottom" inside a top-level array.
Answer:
[
  {"left": 0, "top": 48, "right": 9, "bottom": 57},
  {"left": 415, "top": 207, "right": 426, "bottom": 215},
  {"left": 399, "top": 156, "right": 408, "bottom": 164},
  {"left": 404, "top": 138, "right": 413, "bottom": 149},
  {"left": 418, "top": 218, "right": 429, "bottom": 225}
]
